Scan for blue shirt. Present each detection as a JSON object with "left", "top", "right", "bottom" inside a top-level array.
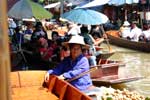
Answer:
[{"left": 48, "top": 54, "right": 93, "bottom": 91}]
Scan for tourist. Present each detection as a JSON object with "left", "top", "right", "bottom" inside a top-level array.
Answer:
[
  {"left": 130, "top": 21, "right": 142, "bottom": 42},
  {"left": 119, "top": 21, "right": 131, "bottom": 39},
  {"left": 142, "top": 26, "right": 150, "bottom": 42}
]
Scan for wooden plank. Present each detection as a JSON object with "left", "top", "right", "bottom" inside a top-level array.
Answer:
[{"left": 0, "top": 0, "right": 11, "bottom": 100}]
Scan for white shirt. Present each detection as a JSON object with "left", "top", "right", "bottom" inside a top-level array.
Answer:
[
  {"left": 130, "top": 27, "right": 142, "bottom": 42},
  {"left": 68, "top": 24, "right": 81, "bottom": 36},
  {"left": 142, "top": 29, "right": 150, "bottom": 40},
  {"left": 120, "top": 26, "right": 131, "bottom": 38}
]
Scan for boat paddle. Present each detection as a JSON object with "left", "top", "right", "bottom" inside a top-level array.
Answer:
[
  {"left": 66, "top": 66, "right": 98, "bottom": 82},
  {"left": 66, "top": 63, "right": 125, "bottom": 83},
  {"left": 100, "top": 25, "right": 112, "bottom": 52}
]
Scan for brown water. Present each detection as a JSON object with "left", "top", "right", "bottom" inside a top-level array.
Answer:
[{"left": 101, "top": 43, "right": 150, "bottom": 97}]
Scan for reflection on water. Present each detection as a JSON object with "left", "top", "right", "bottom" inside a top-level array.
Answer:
[{"left": 101, "top": 43, "right": 150, "bottom": 97}]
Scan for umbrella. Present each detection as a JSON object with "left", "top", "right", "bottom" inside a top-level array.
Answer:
[
  {"left": 8, "top": 0, "right": 53, "bottom": 19},
  {"left": 108, "top": 0, "right": 139, "bottom": 6},
  {"left": 7, "top": 0, "right": 20, "bottom": 11},
  {"left": 66, "top": 0, "right": 88, "bottom": 6},
  {"left": 61, "top": 8, "right": 109, "bottom": 25},
  {"left": 76, "top": 0, "right": 110, "bottom": 9}
]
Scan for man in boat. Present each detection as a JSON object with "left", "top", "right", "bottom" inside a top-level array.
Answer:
[
  {"left": 119, "top": 21, "right": 131, "bottom": 39},
  {"left": 130, "top": 21, "right": 143, "bottom": 42},
  {"left": 44, "top": 35, "right": 102, "bottom": 94}
]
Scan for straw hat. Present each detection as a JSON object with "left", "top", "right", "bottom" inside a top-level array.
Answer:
[
  {"left": 63, "top": 35, "right": 90, "bottom": 49},
  {"left": 123, "top": 21, "right": 130, "bottom": 26}
]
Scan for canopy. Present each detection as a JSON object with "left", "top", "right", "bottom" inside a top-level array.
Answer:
[
  {"left": 76, "top": 0, "right": 110, "bottom": 8},
  {"left": 8, "top": 0, "right": 53, "bottom": 19},
  {"left": 108, "top": 0, "right": 139, "bottom": 6},
  {"left": 66, "top": 0, "right": 88, "bottom": 6}
]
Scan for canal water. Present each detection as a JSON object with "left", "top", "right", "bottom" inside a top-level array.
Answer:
[{"left": 101, "top": 43, "right": 150, "bottom": 97}]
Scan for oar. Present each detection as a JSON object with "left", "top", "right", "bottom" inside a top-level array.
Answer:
[
  {"left": 100, "top": 25, "right": 112, "bottom": 52},
  {"left": 66, "top": 63, "right": 125, "bottom": 83},
  {"left": 66, "top": 66, "right": 98, "bottom": 82}
]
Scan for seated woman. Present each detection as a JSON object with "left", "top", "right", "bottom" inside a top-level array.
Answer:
[{"left": 44, "top": 35, "right": 101, "bottom": 93}]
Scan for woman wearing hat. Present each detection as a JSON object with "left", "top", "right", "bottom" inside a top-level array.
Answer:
[{"left": 44, "top": 35, "right": 97, "bottom": 92}]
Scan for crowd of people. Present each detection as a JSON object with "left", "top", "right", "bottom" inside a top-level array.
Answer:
[{"left": 9, "top": 18, "right": 106, "bottom": 70}]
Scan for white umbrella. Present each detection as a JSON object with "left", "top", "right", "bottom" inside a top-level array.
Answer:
[
  {"left": 108, "top": 0, "right": 139, "bottom": 6},
  {"left": 66, "top": 0, "right": 88, "bottom": 6},
  {"left": 76, "top": 0, "right": 110, "bottom": 8}
]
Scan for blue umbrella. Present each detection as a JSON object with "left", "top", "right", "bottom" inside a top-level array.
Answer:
[{"left": 61, "top": 8, "right": 108, "bottom": 25}]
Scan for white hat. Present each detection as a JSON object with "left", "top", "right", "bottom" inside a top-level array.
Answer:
[
  {"left": 63, "top": 35, "right": 89, "bottom": 49},
  {"left": 123, "top": 21, "right": 130, "bottom": 26},
  {"left": 22, "top": 18, "right": 36, "bottom": 22}
]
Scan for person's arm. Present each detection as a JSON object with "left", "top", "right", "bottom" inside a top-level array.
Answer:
[
  {"left": 63, "top": 57, "right": 89, "bottom": 79},
  {"left": 44, "top": 60, "right": 66, "bottom": 82},
  {"left": 89, "top": 34, "right": 104, "bottom": 46},
  {"left": 47, "top": 60, "right": 66, "bottom": 75}
]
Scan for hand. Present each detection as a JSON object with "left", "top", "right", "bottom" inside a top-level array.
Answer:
[
  {"left": 44, "top": 72, "right": 50, "bottom": 82},
  {"left": 58, "top": 75, "right": 65, "bottom": 80}
]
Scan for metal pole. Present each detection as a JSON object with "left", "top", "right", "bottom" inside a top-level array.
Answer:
[{"left": 60, "top": 0, "right": 64, "bottom": 17}]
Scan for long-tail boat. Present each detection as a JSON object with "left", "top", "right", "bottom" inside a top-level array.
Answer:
[{"left": 106, "top": 30, "right": 150, "bottom": 52}]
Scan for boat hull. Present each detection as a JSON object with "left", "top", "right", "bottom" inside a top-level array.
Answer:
[
  {"left": 106, "top": 30, "right": 150, "bottom": 52},
  {"left": 91, "top": 59, "right": 143, "bottom": 84}
]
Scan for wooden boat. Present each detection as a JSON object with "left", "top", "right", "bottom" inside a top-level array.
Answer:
[
  {"left": 11, "top": 71, "right": 92, "bottom": 100},
  {"left": 96, "top": 51, "right": 115, "bottom": 60},
  {"left": 106, "top": 30, "right": 150, "bottom": 52},
  {"left": 91, "top": 59, "right": 144, "bottom": 84},
  {"left": 95, "top": 46, "right": 115, "bottom": 61}
]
